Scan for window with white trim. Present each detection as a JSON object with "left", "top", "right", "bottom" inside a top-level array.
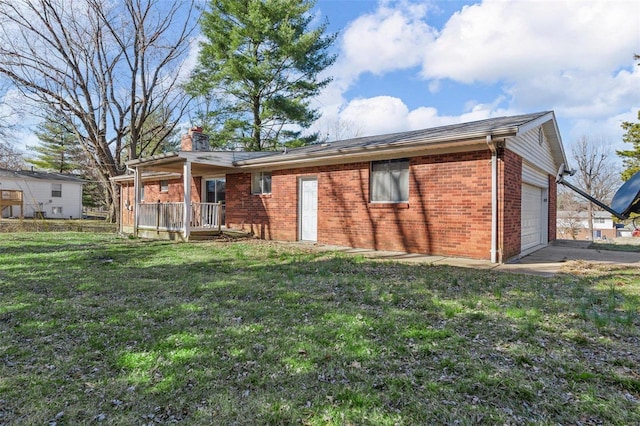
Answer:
[
  {"left": 251, "top": 172, "right": 272, "bottom": 194},
  {"left": 52, "top": 206, "right": 63, "bottom": 215},
  {"left": 51, "top": 183, "right": 62, "bottom": 198},
  {"left": 370, "top": 159, "right": 409, "bottom": 202},
  {"left": 160, "top": 180, "right": 169, "bottom": 192}
]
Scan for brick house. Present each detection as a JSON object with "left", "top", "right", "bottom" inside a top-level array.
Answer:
[{"left": 113, "top": 111, "right": 568, "bottom": 263}]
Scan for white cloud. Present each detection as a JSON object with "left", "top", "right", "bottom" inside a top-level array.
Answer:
[
  {"left": 313, "top": 1, "right": 438, "bottom": 136},
  {"left": 335, "top": 95, "right": 512, "bottom": 137},
  {"left": 339, "top": 96, "right": 410, "bottom": 135},
  {"left": 322, "top": 0, "right": 436, "bottom": 102},
  {"left": 339, "top": 1, "right": 434, "bottom": 78},
  {"left": 422, "top": 0, "right": 639, "bottom": 83},
  {"left": 502, "top": 59, "right": 640, "bottom": 114},
  {"left": 314, "top": 0, "right": 640, "bottom": 144},
  {"left": 566, "top": 107, "right": 639, "bottom": 150}
]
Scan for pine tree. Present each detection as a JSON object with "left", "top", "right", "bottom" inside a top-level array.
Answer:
[
  {"left": 27, "top": 113, "right": 106, "bottom": 210},
  {"left": 618, "top": 110, "right": 640, "bottom": 181},
  {"left": 187, "top": 0, "right": 336, "bottom": 151},
  {"left": 617, "top": 54, "right": 640, "bottom": 181},
  {"left": 27, "top": 114, "right": 83, "bottom": 173}
]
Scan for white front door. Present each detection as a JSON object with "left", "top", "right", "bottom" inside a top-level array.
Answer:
[
  {"left": 521, "top": 183, "right": 543, "bottom": 251},
  {"left": 300, "top": 178, "right": 318, "bottom": 241}
]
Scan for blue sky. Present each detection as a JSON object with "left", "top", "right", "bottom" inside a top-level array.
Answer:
[
  {"left": 3, "top": 0, "right": 639, "bottom": 166},
  {"left": 308, "top": 0, "right": 640, "bottom": 160}
]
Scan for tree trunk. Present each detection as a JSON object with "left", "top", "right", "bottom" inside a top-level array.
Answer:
[{"left": 587, "top": 202, "right": 594, "bottom": 241}]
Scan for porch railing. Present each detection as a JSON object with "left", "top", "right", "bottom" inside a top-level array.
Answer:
[
  {"left": 136, "top": 202, "right": 223, "bottom": 231},
  {"left": 191, "top": 202, "right": 224, "bottom": 229}
]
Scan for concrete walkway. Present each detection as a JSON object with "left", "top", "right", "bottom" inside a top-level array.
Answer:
[{"left": 310, "top": 239, "right": 640, "bottom": 277}]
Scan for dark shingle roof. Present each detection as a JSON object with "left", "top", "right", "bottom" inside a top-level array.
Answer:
[
  {"left": 235, "top": 111, "right": 554, "bottom": 165},
  {"left": 123, "top": 111, "right": 560, "bottom": 171},
  {"left": 297, "top": 112, "right": 551, "bottom": 155},
  {"left": 0, "top": 168, "right": 85, "bottom": 183}
]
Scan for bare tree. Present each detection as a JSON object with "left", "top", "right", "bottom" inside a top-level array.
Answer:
[
  {"left": 570, "top": 136, "right": 620, "bottom": 240},
  {"left": 0, "top": 85, "right": 23, "bottom": 170},
  {"left": 557, "top": 185, "right": 586, "bottom": 239},
  {"left": 0, "top": 0, "right": 197, "bottom": 221},
  {"left": 318, "top": 118, "right": 364, "bottom": 143},
  {"left": 0, "top": 142, "right": 23, "bottom": 170},
  {"left": 0, "top": 78, "right": 21, "bottom": 140}
]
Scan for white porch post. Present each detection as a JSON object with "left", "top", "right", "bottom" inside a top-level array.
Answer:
[
  {"left": 133, "top": 166, "right": 141, "bottom": 235},
  {"left": 183, "top": 161, "right": 191, "bottom": 239}
]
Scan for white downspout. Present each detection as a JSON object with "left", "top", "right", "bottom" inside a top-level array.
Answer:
[
  {"left": 133, "top": 166, "right": 141, "bottom": 236},
  {"left": 183, "top": 160, "right": 191, "bottom": 240},
  {"left": 487, "top": 135, "right": 498, "bottom": 263}
]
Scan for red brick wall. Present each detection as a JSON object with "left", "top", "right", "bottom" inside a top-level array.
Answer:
[
  {"left": 499, "top": 149, "right": 522, "bottom": 261},
  {"left": 119, "top": 177, "right": 201, "bottom": 227},
  {"left": 225, "top": 170, "right": 299, "bottom": 240},
  {"left": 226, "top": 150, "right": 497, "bottom": 260}
]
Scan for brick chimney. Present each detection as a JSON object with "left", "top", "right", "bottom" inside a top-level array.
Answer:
[{"left": 180, "top": 126, "right": 210, "bottom": 151}]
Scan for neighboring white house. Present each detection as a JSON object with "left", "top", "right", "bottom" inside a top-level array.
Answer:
[
  {"left": 0, "top": 168, "right": 85, "bottom": 219},
  {"left": 557, "top": 210, "right": 618, "bottom": 240}
]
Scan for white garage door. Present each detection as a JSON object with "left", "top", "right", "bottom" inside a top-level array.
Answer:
[{"left": 521, "top": 184, "right": 543, "bottom": 251}]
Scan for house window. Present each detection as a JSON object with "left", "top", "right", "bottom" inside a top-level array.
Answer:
[
  {"left": 52, "top": 206, "right": 63, "bottom": 215},
  {"left": 51, "top": 183, "right": 62, "bottom": 198},
  {"left": 371, "top": 159, "right": 409, "bottom": 202},
  {"left": 160, "top": 180, "right": 169, "bottom": 192},
  {"left": 251, "top": 172, "right": 272, "bottom": 195},
  {"left": 206, "top": 179, "right": 226, "bottom": 203}
]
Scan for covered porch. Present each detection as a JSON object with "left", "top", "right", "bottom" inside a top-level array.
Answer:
[{"left": 119, "top": 150, "right": 251, "bottom": 240}]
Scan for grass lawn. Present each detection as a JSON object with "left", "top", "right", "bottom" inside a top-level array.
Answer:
[{"left": 1, "top": 233, "right": 639, "bottom": 425}]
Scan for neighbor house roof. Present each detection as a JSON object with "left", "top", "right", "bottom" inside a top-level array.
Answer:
[
  {"left": 121, "top": 111, "right": 567, "bottom": 175},
  {"left": 557, "top": 210, "right": 616, "bottom": 219},
  {"left": 0, "top": 168, "right": 85, "bottom": 183}
]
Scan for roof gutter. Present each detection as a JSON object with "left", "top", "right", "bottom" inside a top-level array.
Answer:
[{"left": 125, "top": 152, "right": 180, "bottom": 168}]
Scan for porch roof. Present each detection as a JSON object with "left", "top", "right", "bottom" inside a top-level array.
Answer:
[{"left": 124, "top": 150, "right": 273, "bottom": 174}]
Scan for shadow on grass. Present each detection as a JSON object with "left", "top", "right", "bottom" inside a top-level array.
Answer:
[
  {"left": 1, "top": 234, "right": 639, "bottom": 425},
  {"left": 589, "top": 242, "right": 640, "bottom": 252}
]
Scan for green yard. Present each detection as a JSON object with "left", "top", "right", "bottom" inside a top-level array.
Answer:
[{"left": 1, "top": 233, "right": 638, "bottom": 424}]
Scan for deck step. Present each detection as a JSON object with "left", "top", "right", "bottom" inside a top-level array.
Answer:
[{"left": 189, "top": 231, "right": 222, "bottom": 240}]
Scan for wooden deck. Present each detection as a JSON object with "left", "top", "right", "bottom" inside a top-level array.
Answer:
[{"left": 0, "top": 189, "right": 24, "bottom": 219}]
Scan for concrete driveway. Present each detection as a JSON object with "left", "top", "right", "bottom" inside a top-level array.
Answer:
[
  {"left": 310, "top": 239, "right": 640, "bottom": 277},
  {"left": 495, "top": 239, "right": 640, "bottom": 276}
]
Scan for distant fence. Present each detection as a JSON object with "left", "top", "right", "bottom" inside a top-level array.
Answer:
[{"left": 0, "top": 219, "right": 118, "bottom": 233}]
